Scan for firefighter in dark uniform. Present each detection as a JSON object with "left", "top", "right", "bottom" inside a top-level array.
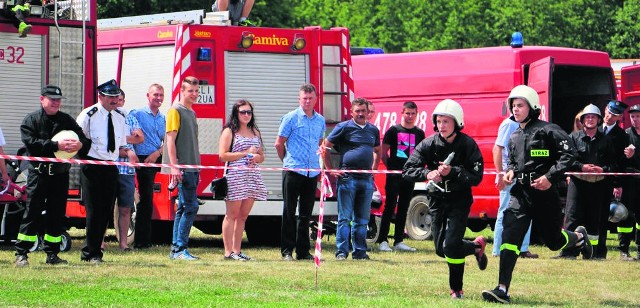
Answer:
[
  {"left": 619, "top": 104, "right": 640, "bottom": 260},
  {"left": 482, "top": 85, "right": 592, "bottom": 304},
  {"left": 558, "top": 104, "right": 616, "bottom": 259},
  {"left": 600, "top": 99, "right": 632, "bottom": 259},
  {"left": 403, "top": 99, "right": 485, "bottom": 299},
  {"left": 15, "top": 85, "right": 90, "bottom": 267},
  {"left": 76, "top": 79, "right": 128, "bottom": 264}
]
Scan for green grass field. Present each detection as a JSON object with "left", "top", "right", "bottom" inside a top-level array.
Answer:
[{"left": 0, "top": 227, "right": 638, "bottom": 307}]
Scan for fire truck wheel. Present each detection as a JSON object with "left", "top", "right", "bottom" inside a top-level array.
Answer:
[
  {"left": 60, "top": 231, "right": 72, "bottom": 252},
  {"left": 29, "top": 236, "right": 42, "bottom": 252},
  {"left": 150, "top": 221, "right": 174, "bottom": 244},
  {"left": 406, "top": 194, "right": 433, "bottom": 241},
  {"left": 366, "top": 215, "right": 381, "bottom": 244},
  {"left": 245, "top": 217, "right": 281, "bottom": 246},
  {"left": 113, "top": 201, "right": 135, "bottom": 246},
  {"left": 467, "top": 220, "right": 489, "bottom": 233}
]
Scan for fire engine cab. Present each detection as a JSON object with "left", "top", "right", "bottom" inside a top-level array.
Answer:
[
  {"left": 86, "top": 10, "right": 355, "bottom": 245},
  {"left": 354, "top": 36, "right": 630, "bottom": 241}
]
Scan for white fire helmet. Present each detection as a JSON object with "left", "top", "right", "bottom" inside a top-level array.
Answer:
[
  {"left": 52, "top": 130, "right": 79, "bottom": 159},
  {"left": 609, "top": 200, "right": 629, "bottom": 223},
  {"left": 432, "top": 99, "right": 464, "bottom": 131},
  {"left": 508, "top": 85, "right": 541, "bottom": 121},
  {"left": 579, "top": 104, "right": 603, "bottom": 125}
]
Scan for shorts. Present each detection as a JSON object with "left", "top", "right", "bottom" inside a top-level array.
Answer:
[{"left": 117, "top": 174, "right": 135, "bottom": 208}]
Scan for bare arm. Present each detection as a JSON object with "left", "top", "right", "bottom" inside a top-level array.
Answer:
[
  {"left": 274, "top": 136, "right": 287, "bottom": 161},
  {"left": 322, "top": 139, "right": 334, "bottom": 170},
  {"left": 492, "top": 144, "right": 505, "bottom": 190},
  {"left": 166, "top": 131, "right": 181, "bottom": 181},
  {"left": 126, "top": 128, "right": 145, "bottom": 144},
  {"left": 0, "top": 147, "right": 8, "bottom": 183},
  {"left": 372, "top": 145, "right": 381, "bottom": 170},
  {"left": 381, "top": 143, "right": 390, "bottom": 166}
]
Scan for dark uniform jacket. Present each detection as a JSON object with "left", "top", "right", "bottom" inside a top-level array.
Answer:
[
  {"left": 568, "top": 129, "right": 616, "bottom": 179},
  {"left": 21, "top": 108, "right": 91, "bottom": 161},
  {"left": 625, "top": 127, "right": 640, "bottom": 171},
  {"left": 403, "top": 132, "right": 483, "bottom": 197},
  {"left": 507, "top": 119, "right": 576, "bottom": 184},
  {"left": 605, "top": 124, "right": 629, "bottom": 187}
]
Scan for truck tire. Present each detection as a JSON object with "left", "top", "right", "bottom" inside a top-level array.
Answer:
[
  {"left": 113, "top": 203, "right": 135, "bottom": 246},
  {"left": 467, "top": 220, "right": 489, "bottom": 232},
  {"left": 406, "top": 194, "right": 433, "bottom": 241},
  {"left": 29, "top": 232, "right": 71, "bottom": 252},
  {"left": 245, "top": 217, "right": 281, "bottom": 246},
  {"left": 150, "top": 221, "right": 174, "bottom": 244},
  {"left": 60, "top": 231, "right": 72, "bottom": 252},
  {"left": 366, "top": 215, "right": 381, "bottom": 244}
]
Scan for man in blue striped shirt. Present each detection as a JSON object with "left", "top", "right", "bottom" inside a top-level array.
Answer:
[
  {"left": 128, "top": 83, "right": 166, "bottom": 249},
  {"left": 275, "top": 84, "right": 326, "bottom": 261}
]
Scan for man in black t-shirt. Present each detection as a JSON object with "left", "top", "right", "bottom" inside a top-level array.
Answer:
[{"left": 377, "top": 101, "right": 425, "bottom": 252}]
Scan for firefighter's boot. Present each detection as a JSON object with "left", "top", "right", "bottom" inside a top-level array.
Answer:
[
  {"left": 46, "top": 253, "right": 68, "bottom": 265},
  {"left": 618, "top": 232, "right": 632, "bottom": 260},
  {"left": 18, "top": 22, "right": 32, "bottom": 38},
  {"left": 15, "top": 254, "right": 29, "bottom": 267}
]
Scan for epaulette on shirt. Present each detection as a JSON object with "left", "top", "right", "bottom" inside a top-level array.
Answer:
[
  {"left": 86, "top": 106, "right": 98, "bottom": 117},
  {"left": 114, "top": 108, "right": 125, "bottom": 118}
]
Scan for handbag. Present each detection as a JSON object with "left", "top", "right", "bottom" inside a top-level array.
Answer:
[
  {"left": 210, "top": 132, "right": 234, "bottom": 200},
  {"left": 210, "top": 176, "right": 228, "bottom": 200}
]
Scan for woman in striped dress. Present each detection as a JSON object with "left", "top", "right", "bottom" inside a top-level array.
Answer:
[{"left": 218, "top": 100, "right": 267, "bottom": 261}]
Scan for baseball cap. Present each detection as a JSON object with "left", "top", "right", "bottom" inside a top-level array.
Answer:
[
  {"left": 41, "top": 85, "right": 66, "bottom": 99},
  {"left": 97, "top": 79, "right": 122, "bottom": 96}
]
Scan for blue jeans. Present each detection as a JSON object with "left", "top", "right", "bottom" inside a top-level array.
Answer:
[
  {"left": 493, "top": 183, "right": 532, "bottom": 255},
  {"left": 336, "top": 175, "right": 374, "bottom": 258},
  {"left": 172, "top": 171, "right": 199, "bottom": 252}
]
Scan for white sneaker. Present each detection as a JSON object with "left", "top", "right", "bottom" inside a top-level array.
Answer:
[
  {"left": 394, "top": 242, "right": 417, "bottom": 252},
  {"left": 378, "top": 241, "right": 393, "bottom": 252}
]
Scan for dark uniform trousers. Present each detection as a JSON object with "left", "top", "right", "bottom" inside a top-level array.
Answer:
[
  {"left": 619, "top": 177, "right": 640, "bottom": 254},
  {"left": 561, "top": 178, "right": 609, "bottom": 257},
  {"left": 499, "top": 182, "right": 580, "bottom": 290},
  {"left": 15, "top": 165, "right": 70, "bottom": 255},
  {"left": 80, "top": 163, "right": 118, "bottom": 260},
  {"left": 134, "top": 155, "right": 161, "bottom": 247},
  {"left": 280, "top": 171, "right": 318, "bottom": 257},
  {"left": 430, "top": 190, "right": 477, "bottom": 292}
]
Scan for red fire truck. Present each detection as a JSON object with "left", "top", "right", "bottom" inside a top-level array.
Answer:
[
  {"left": 0, "top": 0, "right": 96, "bottom": 247},
  {"left": 353, "top": 39, "right": 632, "bottom": 241},
  {"left": 78, "top": 10, "right": 354, "bottom": 245}
]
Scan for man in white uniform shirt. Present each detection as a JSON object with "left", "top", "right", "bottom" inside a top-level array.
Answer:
[{"left": 76, "top": 79, "right": 129, "bottom": 264}]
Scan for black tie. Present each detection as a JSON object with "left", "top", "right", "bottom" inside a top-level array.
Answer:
[
  {"left": 108, "top": 112, "right": 115, "bottom": 152},
  {"left": 603, "top": 126, "right": 608, "bottom": 135}
]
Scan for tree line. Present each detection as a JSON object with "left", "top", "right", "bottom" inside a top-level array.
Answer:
[{"left": 98, "top": 0, "right": 639, "bottom": 58}]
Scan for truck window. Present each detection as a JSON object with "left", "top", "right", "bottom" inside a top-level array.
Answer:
[{"left": 549, "top": 66, "right": 615, "bottom": 133}]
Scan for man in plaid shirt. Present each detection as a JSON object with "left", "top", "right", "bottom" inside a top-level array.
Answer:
[{"left": 105, "top": 90, "right": 144, "bottom": 251}]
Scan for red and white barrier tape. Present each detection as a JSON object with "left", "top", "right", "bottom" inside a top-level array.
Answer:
[
  {"left": 314, "top": 172, "right": 333, "bottom": 268},
  {"left": 4, "top": 154, "right": 640, "bottom": 177}
]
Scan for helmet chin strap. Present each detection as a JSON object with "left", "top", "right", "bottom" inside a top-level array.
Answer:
[{"left": 442, "top": 128, "right": 458, "bottom": 140}]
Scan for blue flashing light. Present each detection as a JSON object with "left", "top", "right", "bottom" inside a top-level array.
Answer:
[
  {"left": 197, "top": 47, "right": 212, "bottom": 61},
  {"left": 351, "top": 47, "right": 385, "bottom": 55},
  {"left": 510, "top": 32, "right": 523, "bottom": 48}
]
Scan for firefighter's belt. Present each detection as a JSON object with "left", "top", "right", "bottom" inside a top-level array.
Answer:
[
  {"left": 32, "top": 162, "right": 70, "bottom": 175},
  {"left": 429, "top": 180, "right": 463, "bottom": 193},
  {"left": 516, "top": 172, "right": 541, "bottom": 185}
]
